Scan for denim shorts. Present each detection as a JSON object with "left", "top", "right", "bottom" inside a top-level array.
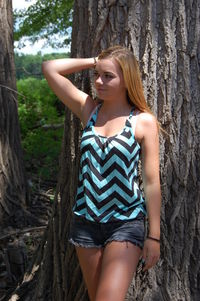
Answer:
[{"left": 68, "top": 212, "right": 145, "bottom": 250}]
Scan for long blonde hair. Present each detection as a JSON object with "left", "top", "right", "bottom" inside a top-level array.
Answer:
[{"left": 98, "top": 45, "right": 152, "bottom": 115}]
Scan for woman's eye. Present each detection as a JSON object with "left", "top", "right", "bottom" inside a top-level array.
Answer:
[
  {"left": 93, "top": 71, "right": 99, "bottom": 77},
  {"left": 104, "top": 74, "right": 113, "bottom": 79}
]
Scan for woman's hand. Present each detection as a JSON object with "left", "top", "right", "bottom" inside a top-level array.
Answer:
[{"left": 142, "top": 238, "right": 160, "bottom": 271}]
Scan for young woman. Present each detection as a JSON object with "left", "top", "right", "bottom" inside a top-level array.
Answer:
[{"left": 42, "top": 46, "right": 161, "bottom": 301}]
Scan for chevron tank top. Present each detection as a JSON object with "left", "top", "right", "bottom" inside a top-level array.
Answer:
[{"left": 73, "top": 105, "right": 146, "bottom": 223}]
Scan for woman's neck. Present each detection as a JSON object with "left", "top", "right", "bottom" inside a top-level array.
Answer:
[{"left": 100, "top": 98, "right": 132, "bottom": 117}]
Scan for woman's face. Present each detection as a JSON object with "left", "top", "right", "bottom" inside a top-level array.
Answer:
[{"left": 94, "top": 58, "right": 126, "bottom": 101}]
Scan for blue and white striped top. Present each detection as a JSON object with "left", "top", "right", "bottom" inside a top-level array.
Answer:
[{"left": 73, "top": 105, "right": 146, "bottom": 223}]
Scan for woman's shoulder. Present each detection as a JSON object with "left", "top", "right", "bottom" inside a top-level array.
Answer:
[
  {"left": 137, "top": 111, "right": 157, "bottom": 126},
  {"left": 135, "top": 111, "right": 158, "bottom": 142}
]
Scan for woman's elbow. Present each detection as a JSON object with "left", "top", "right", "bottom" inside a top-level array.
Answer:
[{"left": 42, "top": 60, "right": 51, "bottom": 76}]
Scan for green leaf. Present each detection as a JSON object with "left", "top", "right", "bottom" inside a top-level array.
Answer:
[{"left": 14, "top": 0, "right": 74, "bottom": 48}]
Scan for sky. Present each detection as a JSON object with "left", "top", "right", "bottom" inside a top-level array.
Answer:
[
  {"left": 12, "top": 0, "right": 37, "bottom": 10},
  {"left": 12, "top": 0, "right": 68, "bottom": 55}
]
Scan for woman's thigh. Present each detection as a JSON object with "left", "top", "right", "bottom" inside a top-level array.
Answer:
[
  {"left": 95, "top": 241, "right": 142, "bottom": 301},
  {"left": 75, "top": 246, "right": 103, "bottom": 301}
]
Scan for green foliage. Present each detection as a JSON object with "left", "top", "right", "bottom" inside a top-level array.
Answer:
[
  {"left": 22, "top": 127, "right": 63, "bottom": 181},
  {"left": 17, "top": 77, "right": 65, "bottom": 181},
  {"left": 15, "top": 53, "right": 43, "bottom": 79},
  {"left": 15, "top": 52, "right": 70, "bottom": 80},
  {"left": 14, "top": 0, "right": 74, "bottom": 48}
]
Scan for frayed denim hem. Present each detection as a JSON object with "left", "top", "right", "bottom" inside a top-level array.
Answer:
[
  {"left": 68, "top": 238, "right": 103, "bottom": 249},
  {"left": 105, "top": 239, "right": 143, "bottom": 250},
  {"left": 69, "top": 238, "right": 143, "bottom": 250}
]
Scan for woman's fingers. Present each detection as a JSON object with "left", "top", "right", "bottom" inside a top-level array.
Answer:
[
  {"left": 142, "top": 239, "right": 160, "bottom": 271},
  {"left": 143, "top": 254, "right": 159, "bottom": 271}
]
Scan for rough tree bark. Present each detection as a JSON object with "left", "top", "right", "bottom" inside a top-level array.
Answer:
[
  {"left": 0, "top": 0, "right": 30, "bottom": 229},
  {"left": 0, "top": 1, "right": 54, "bottom": 296},
  {"left": 8, "top": 0, "right": 200, "bottom": 300}
]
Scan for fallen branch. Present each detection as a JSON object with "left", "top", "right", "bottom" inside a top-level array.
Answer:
[{"left": 0, "top": 226, "right": 46, "bottom": 241}]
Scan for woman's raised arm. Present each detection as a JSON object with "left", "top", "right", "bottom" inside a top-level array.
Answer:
[{"left": 42, "top": 58, "right": 96, "bottom": 126}]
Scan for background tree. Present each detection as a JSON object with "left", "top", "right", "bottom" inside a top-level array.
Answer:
[
  {"left": 8, "top": 0, "right": 200, "bottom": 300},
  {"left": 0, "top": 2, "right": 55, "bottom": 295},
  {"left": 14, "top": 0, "right": 74, "bottom": 48},
  {"left": 0, "top": 0, "right": 30, "bottom": 229}
]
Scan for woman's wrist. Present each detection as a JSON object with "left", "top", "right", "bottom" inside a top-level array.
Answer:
[
  {"left": 93, "top": 56, "right": 98, "bottom": 68},
  {"left": 77, "top": 57, "right": 96, "bottom": 69},
  {"left": 146, "top": 236, "right": 160, "bottom": 243}
]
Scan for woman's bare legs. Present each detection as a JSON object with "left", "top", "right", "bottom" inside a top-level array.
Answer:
[
  {"left": 75, "top": 246, "right": 103, "bottom": 301},
  {"left": 76, "top": 242, "right": 142, "bottom": 301},
  {"left": 95, "top": 241, "right": 142, "bottom": 301}
]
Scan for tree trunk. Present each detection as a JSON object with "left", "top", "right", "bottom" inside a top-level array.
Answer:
[
  {"left": 8, "top": 0, "right": 200, "bottom": 300},
  {"left": 0, "top": 0, "right": 30, "bottom": 229},
  {"left": 0, "top": 2, "right": 52, "bottom": 296}
]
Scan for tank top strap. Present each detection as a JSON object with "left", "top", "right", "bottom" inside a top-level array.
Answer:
[
  {"left": 85, "top": 104, "right": 101, "bottom": 128},
  {"left": 129, "top": 106, "right": 136, "bottom": 119},
  {"left": 126, "top": 106, "right": 140, "bottom": 135},
  {"left": 125, "top": 106, "right": 136, "bottom": 127}
]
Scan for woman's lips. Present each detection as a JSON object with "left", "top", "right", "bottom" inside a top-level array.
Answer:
[{"left": 96, "top": 87, "right": 105, "bottom": 92}]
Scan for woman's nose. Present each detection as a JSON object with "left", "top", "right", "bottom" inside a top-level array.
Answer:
[{"left": 95, "top": 75, "right": 103, "bottom": 85}]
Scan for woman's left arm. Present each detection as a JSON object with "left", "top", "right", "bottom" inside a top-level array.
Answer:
[{"left": 137, "top": 113, "right": 161, "bottom": 271}]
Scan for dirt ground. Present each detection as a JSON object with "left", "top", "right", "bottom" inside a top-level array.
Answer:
[{"left": 0, "top": 182, "right": 54, "bottom": 300}]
